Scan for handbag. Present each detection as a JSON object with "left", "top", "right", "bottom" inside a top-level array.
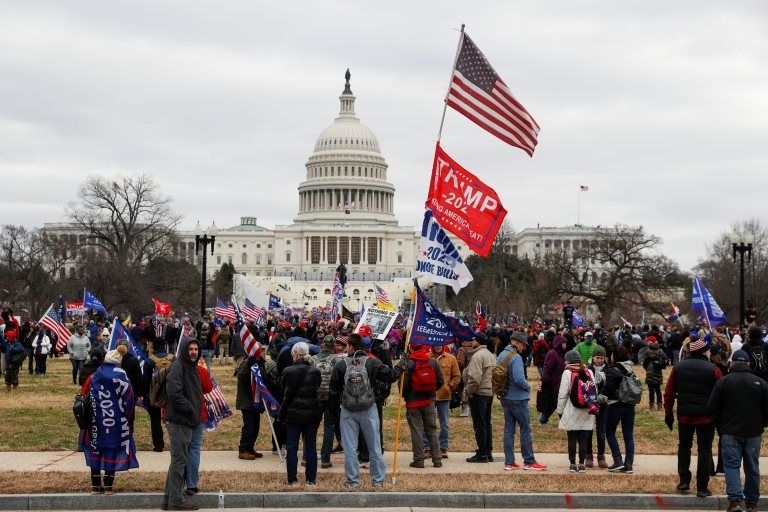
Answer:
[
  {"left": 449, "top": 380, "right": 463, "bottom": 409},
  {"left": 72, "top": 394, "right": 93, "bottom": 430}
]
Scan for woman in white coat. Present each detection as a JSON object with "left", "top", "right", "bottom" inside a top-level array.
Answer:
[
  {"left": 31, "top": 327, "right": 52, "bottom": 377},
  {"left": 557, "top": 350, "right": 597, "bottom": 473}
]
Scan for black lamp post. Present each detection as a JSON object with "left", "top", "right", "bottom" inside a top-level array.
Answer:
[
  {"left": 195, "top": 221, "right": 216, "bottom": 317},
  {"left": 731, "top": 232, "right": 754, "bottom": 328}
]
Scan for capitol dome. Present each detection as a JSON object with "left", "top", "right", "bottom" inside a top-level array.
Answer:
[{"left": 295, "top": 70, "right": 397, "bottom": 226}]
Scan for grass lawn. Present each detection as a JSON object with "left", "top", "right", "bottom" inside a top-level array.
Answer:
[{"left": 0, "top": 356, "right": 733, "bottom": 455}]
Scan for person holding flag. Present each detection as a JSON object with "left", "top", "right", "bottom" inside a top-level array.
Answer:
[{"left": 235, "top": 350, "right": 266, "bottom": 460}]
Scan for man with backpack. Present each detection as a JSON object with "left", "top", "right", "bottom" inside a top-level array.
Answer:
[
  {"left": 328, "top": 333, "right": 403, "bottom": 488},
  {"left": 310, "top": 335, "right": 342, "bottom": 468},
  {"left": 147, "top": 339, "right": 175, "bottom": 452},
  {"left": 400, "top": 343, "right": 444, "bottom": 469},
  {"left": 496, "top": 332, "right": 547, "bottom": 471},
  {"left": 663, "top": 333, "right": 723, "bottom": 498},
  {"left": 742, "top": 326, "right": 768, "bottom": 381}
]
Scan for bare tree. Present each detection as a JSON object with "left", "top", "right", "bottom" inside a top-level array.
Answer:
[
  {"left": 544, "top": 224, "right": 684, "bottom": 322},
  {"left": 67, "top": 174, "right": 182, "bottom": 268},
  {"left": 694, "top": 218, "right": 768, "bottom": 325}
]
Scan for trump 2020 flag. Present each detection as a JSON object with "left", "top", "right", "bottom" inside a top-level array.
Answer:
[
  {"left": 83, "top": 288, "right": 108, "bottom": 315},
  {"left": 108, "top": 318, "right": 150, "bottom": 374},
  {"left": 410, "top": 279, "right": 475, "bottom": 346},
  {"left": 268, "top": 294, "right": 282, "bottom": 311},
  {"left": 416, "top": 209, "right": 473, "bottom": 293},
  {"left": 573, "top": 309, "right": 585, "bottom": 328},
  {"left": 692, "top": 276, "right": 727, "bottom": 327}
]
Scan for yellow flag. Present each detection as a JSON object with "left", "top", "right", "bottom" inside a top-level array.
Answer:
[
  {"left": 122, "top": 315, "right": 132, "bottom": 327},
  {"left": 376, "top": 301, "right": 396, "bottom": 312}
]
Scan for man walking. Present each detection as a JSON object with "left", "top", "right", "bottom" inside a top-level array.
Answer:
[
  {"left": 498, "top": 332, "right": 547, "bottom": 471},
  {"left": 664, "top": 334, "right": 723, "bottom": 498},
  {"left": 162, "top": 338, "right": 204, "bottom": 511},
  {"left": 310, "top": 335, "right": 341, "bottom": 468},
  {"left": 465, "top": 332, "right": 497, "bottom": 463},
  {"left": 708, "top": 350, "right": 768, "bottom": 512},
  {"left": 400, "top": 343, "right": 443, "bottom": 468}
]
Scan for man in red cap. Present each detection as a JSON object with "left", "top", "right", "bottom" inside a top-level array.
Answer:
[{"left": 3, "top": 330, "right": 25, "bottom": 391}]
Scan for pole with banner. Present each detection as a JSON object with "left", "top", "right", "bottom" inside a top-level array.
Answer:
[{"left": 391, "top": 284, "right": 417, "bottom": 486}]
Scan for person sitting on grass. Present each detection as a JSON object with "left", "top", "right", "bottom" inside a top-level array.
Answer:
[{"left": 80, "top": 344, "right": 138, "bottom": 495}]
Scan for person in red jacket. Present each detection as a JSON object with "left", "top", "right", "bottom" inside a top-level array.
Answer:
[
  {"left": 183, "top": 359, "right": 213, "bottom": 497},
  {"left": 532, "top": 333, "right": 549, "bottom": 377}
]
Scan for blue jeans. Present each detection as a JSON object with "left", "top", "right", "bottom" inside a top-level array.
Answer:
[
  {"left": 722, "top": 434, "right": 761, "bottom": 503},
  {"left": 286, "top": 422, "right": 319, "bottom": 484},
  {"left": 423, "top": 400, "right": 450, "bottom": 451},
  {"left": 320, "top": 404, "right": 336, "bottom": 463},
  {"left": 606, "top": 403, "right": 635, "bottom": 464},
  {"left": 184, "top": 423, "right": 204, "bottom": 489},
  {"left": 501, "top": 398, "right": 535, "bottom": 465},
  {"left": 586, "top": 407, "right": 607, "bottom": 458},
  {"left": 201, "top": 350, "right": 213, "bottom": 368},
  {"left": 70, "top": 358, "right": 84, "bottom": 383},
  {"left": 340, "top": 405, "right": 385, "bottom": 485}
]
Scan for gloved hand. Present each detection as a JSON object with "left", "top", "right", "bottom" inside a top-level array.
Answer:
[{"left": 665, "top": 415, "right": 674, "bottom": 431}]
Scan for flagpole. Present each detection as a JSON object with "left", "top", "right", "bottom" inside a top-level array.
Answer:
[
  {"left": 436, "top": 23, "right": 465, "bottom": 143},
  {"left": 391, "top": 282, "right": 417, "bottom": 486},
  {"left": 263, "top": 397, "right": 283, "bottom": 462},
  {"left": 577, "top": 187, "right": 581, "bottom": 226}
]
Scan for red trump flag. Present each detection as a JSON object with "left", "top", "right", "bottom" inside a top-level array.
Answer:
[
  {"left": 153, "top": 298, "right": 171, "bottom": 316},
  {"left": 425, "top": 144, "right": 507, "bottom": 257}
]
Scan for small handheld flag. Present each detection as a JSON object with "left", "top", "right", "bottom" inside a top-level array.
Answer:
[{"left": 83, "top": 289, "right": 108, "bottom": 315}]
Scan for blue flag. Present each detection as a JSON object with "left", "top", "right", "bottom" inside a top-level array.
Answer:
[
  {"left": 692, "top": 276, "right": 727, "bottom": 327},
  {"left": 83, "top": 288, "right": 108, "bottom": 315},
  {"left": 268, "top": 294, "right": 282, "bottom": 311},
  {"left": 57, "top": 295, "right": 67, "bottom": 323},
  {"left": 108, "top": 318, "right": 150, "bottom": 372},
  {"left": 410, "top": 279, "right": 475, "bottom": 346},
  {"left": 573, "top": 309, "right": 585, "bottom": 328}
]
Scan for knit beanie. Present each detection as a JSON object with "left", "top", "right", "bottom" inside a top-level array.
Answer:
[
  {"left": 564, "top": 350, "right": 581, "bottom": 364},
  {"left": 591, "top": 345, "right": 606, "bottom": 358},
  {"left": 105, "top": 344, "right": 128, "bottom": 365},
  {"left": 322, "top": 334, "right": 336, "bottom": 349}
]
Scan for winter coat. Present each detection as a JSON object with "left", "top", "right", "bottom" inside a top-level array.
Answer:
[
  {"left": 280, "top": 360, "right": 322, "bottom": 425},
  {"left": 236, "top": 356, "right": 263, "bottom": 411},
  {"left": 708, "top": 365, "right": 768, "bottom": 438},
  {"left": 433, "top": 351, "right": 460, "bottom": 402},
  {"left": 464, "top": 345, "right": 496, "bottom": 398},
  {"left": 497, "top": 345, "right": 530, "bottom": 401},
  {"left": 532, "top": 338, "right": 549, "bottom": 366},
  {"left": 557, "top": 366, "right": 597, "bottom": 431},
  {"left": 541, "top": 336, "right": 567, "bottom": 396},
  {"left": 642, "top": 345, "right": 667, "bottom": 385},
  {"left": 31, "top": 333, "right": 52, "bottom": 355},
  {"left": 400, "top": 350, "right": 444, "bottom": 407},
  {"left": 328, "top": 351, "right": 403, "bottom": 411},
  {"left": 67, "top": 333, "right": 91, "bottom": 360},
  {"left": 121, "top": 352, "right": 145, "bottom": 398},
  {"left": 603, "top": 361, "right": 635, "bottom": 405},
  {"left": 165, "top": 339, "right": 203, "bottom": 428}
]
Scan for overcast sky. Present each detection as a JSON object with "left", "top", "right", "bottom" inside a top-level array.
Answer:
[{"left": 1, "top": 1, "right": 766, "bottom": 271}]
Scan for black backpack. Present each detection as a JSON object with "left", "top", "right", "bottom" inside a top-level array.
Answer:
[{"left": 73, "top": 394, "right": 93, "bottom": 430}]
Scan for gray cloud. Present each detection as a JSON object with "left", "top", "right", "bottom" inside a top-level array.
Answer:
[{"left": 1, "top": 0, "right": 766, "bottom": 271}]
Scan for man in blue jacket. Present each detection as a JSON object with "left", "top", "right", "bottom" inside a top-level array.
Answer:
[{"left": 497, "top": 332, "right": 547, "bottom": 471}]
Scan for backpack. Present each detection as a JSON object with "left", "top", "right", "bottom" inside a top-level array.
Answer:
[
  {"left": 491, "top": 351, "right": 518, "bottom": 399},
  {"left": 149, "top": 366, "right": 170, "bottom": 408},
  {"left": 10, "top": 349, "right": 26, "bottom": 367},
  {"left": 410, "top": 359, "right": 437, "bottom": 393},
  {"left": 342, "top": 351, "right": 375, "bottom": 411},
  {"left": 652, "top": 355, "right": 667, "bottom": 371},
  {"left": 310, "top": 353, "right": 337, "bottom": 401},
  {"left": 73, "top": 394, "right": 93, "bottom": 430},
  {"left": 569, "top": 372, "right": 599, "bottom": 415},
  {"left": 617, "top": 366, "right": 643, "bottom": 405}
]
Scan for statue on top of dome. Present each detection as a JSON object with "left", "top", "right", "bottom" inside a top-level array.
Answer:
[{"left": 343, "top": 68, "right": 352, "bottom": 95}]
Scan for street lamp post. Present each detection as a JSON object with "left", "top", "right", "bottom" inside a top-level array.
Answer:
[
  {"left": 195, "top": 221, "right": 216, "bottom": 317},
  {"left": 731, "top": 232, "right": 754, "bottom": 328}
]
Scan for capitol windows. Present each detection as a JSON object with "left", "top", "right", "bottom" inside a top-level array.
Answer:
[
  {"left": 353, "top": 289, "right": 360, "bottom": 296},
  {"left": 324, "top": 288, "right": 331, "bottom": 295},
  {"left": 367, "top": 236, "right": 378, "bottom": 264},
  {"left": 286, "top": 252, "right": 291, "bottom": 263},
  {"left": 217, "top": 256, "right": 222, "bottom": 265},
  {"left": 268, "top": 244, "right": 272, "bottom": 249},
  {"left": 339, "top": 236, "right": 349, "bottom": 263},
  {"left": 242, "top": 253, "right": 247, "bottom": 265},
  {"left": 267, "top": 256, "right": 272, "bottom": 265},
  {"left": 256, "top": 244, "right": 261, "bottom": 248},
  {"left": 227, "top": 255, "right": 233, "bottom": 264},
  {"left": 351, "top": 237, "right": 361, "bottom": 264},
  {"left": 397, "top": 252, "right": 403, "bottom": 264},
  {"left": 255, "top": 255, "right": 261, "bottom": 265},
  {"left": 310, "top": 237, "right": 321, "bottom": 264}
]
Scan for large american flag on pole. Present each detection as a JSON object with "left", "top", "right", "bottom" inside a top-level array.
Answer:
[
  {"left": 232, "top": 296, "right": 262, "bottom": 358},
  {"left": 446, "top": 32, "right": 540, "bottom": 156},
  {"left": 215, "top": 298, "right": 235, "bottom": 322},
  {"left": 38, "top": 303, "right": 71, "bottom": 352}
]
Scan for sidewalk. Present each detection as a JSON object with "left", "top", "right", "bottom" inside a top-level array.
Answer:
[{"left": 7, "top": 450, "right": 766, "bottom": 475}]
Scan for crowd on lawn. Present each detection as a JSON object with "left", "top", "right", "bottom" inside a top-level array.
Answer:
[{"left": 2, "top": 306, "right": 768, "bottom": 512}]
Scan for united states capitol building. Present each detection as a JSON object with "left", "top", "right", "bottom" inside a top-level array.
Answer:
[{"left": 44, "top": 72, "right": 599, "bottom": 308}]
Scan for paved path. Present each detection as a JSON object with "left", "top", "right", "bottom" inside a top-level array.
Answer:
[{"left": 5, "top": 450, "right": 767, "bottom": 475}]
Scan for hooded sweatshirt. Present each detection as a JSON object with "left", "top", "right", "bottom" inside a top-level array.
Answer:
[
  {"left": 165, "top": 339, "right": 203, "bottom": 428},
  {"left": 401, "top": 349, "right": 444, "bottom": 408}
]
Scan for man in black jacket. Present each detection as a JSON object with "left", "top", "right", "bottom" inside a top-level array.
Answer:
[
  {"left": 162, "top": 338, "right": 202, "bottom": 511},
  {"left": 742, "top": 326, "right": 768, "bottom": 382},
  {"left": 664, "top": 335, "right": 722, "bottom": 498},
  {"left": 708, "top": 350, "right": 768, "bottom": 512},
  {"left": 117, "top": 339, "right": 144, "bottom": 430}
]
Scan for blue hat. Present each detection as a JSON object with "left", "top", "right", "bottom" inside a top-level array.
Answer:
[
  {"left": 732, "top": 349, "right": 749, "bottom": 362},
  {"left": 362, "top": 336, "right": 372, "bottom": 348}
]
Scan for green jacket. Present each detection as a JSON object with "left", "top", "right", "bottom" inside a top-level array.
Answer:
[{"left": 574, "top": 340, "right": 596, "bottom": 364}]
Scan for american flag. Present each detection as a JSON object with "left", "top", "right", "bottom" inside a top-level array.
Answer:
[
  {"left": 580, "top": 185, "right": 589, "bottom": 192},
  {"left": 203, "top": 375, "right": 232, "bottom": 430},
  {"left": 215, "top": 298, "right": 235, "bottom": 321},
  {"left": 251, "top": 362, "right": 280, "bottom": 415},
  {"left": 374, "top": 283, "right": 390, "bottom": 306},
  {"left": 446, "top": 33, "right": 540, "bottom": 156},
  {"left": 232, "top": 296, "right": 262, "bottom": 358},
  {"left": 38, "top": 303, "right": 72, "bottom": 352},
  {"left": 243, "top": 298, "right": 266, "bottom": 324}
]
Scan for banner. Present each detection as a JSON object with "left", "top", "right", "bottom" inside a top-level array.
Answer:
[
  {"left": 355, "top": 306, "right": 397, "bottom": 341},
  {"left": 415, "top": 209, "right": 473, "bottom": 293},
  {"left": 426, "top": 143, "right": 507, "bottom": 257},
  {"left": 83, "top": 289, "right": 108, "bottom": 315},
  {"left": 410, "top": 279, "right": 475, "bottom": 346},
  {"left": 152, "top": 298, "right": 171, "bottom": 316},
  {"left": 66, "top": 302, "right": 85, "bottom": 316},
  {"left": 692, "top": 276, "right": 727, "bottom": 327}
]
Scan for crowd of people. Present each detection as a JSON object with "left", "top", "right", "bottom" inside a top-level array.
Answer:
[{"left": 2, "top": 305, "right": 768, "bottom": 512}]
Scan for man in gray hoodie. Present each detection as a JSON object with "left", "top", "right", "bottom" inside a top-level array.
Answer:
[{"left": 162, "top": 338, "right": 202, "bottom": 511}]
